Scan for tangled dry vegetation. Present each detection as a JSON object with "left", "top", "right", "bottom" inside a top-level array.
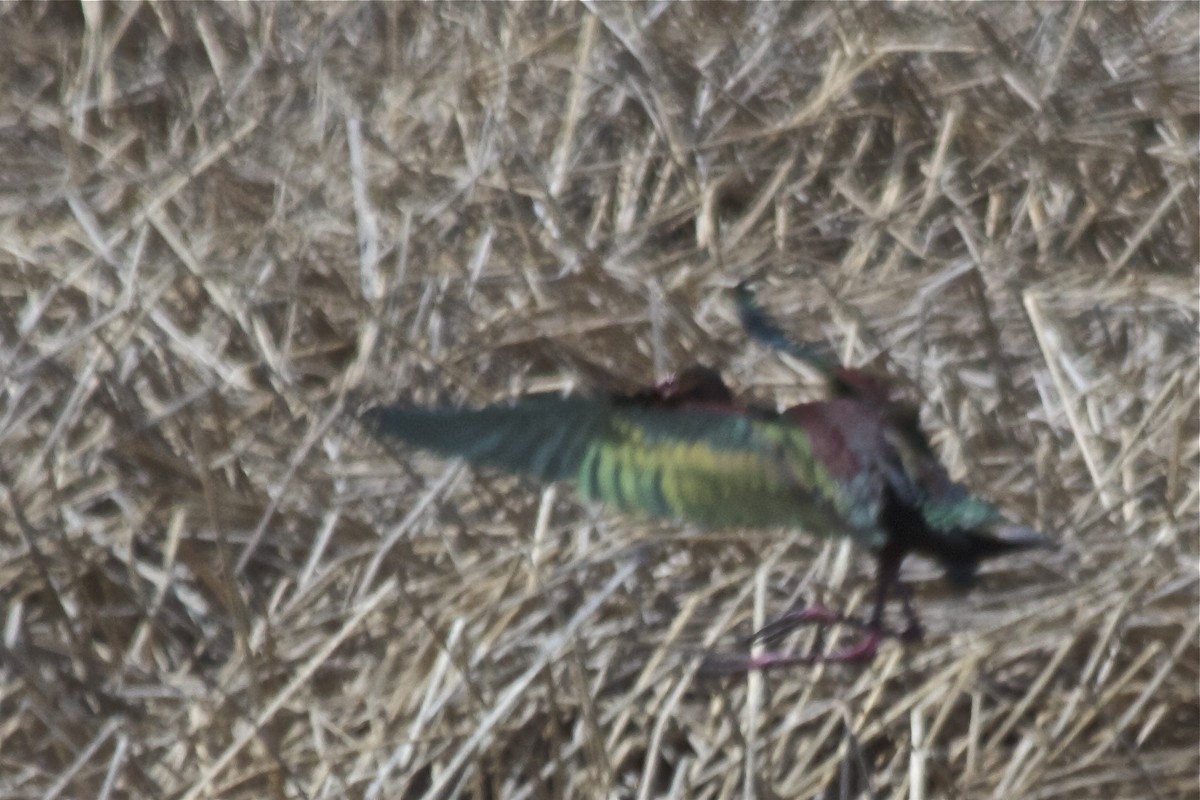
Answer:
[{"left": 1, "top": 4, "right": 1197, "bottom": 799}]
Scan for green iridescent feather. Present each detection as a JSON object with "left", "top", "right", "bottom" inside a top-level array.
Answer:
[{"left": 362, "top": 397, "right": 889, "bottom": 548}]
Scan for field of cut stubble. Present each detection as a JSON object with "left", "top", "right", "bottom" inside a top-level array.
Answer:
[{"left": 1, "top": 4, "right": 1196, "bottom": 798}]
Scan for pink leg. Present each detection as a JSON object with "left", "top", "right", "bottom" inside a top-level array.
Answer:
[
  {"left": 753, "top": 633, "right": 881, "bottom": 670},
  {"left": 749, "top": 604, "right": 848, "bottom": 645},
  {"left": 702, "top": 633, "right": 881, "bottom": 674},
  {"left": 702, "top": 550, "right": 923, "bottom": 673}
]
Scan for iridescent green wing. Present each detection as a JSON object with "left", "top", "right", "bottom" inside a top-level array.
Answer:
[
  {"left": 576, "top": 406, "right": 844, "bottom": 532},
  {"left": 362, "top": 395, "right": 609, "bottom": 483},
  {"left": 362, "top": 396, "right": 886, "bottom": 545}
]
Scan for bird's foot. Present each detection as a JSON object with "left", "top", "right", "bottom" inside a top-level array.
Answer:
[
  {"left": 758, "top": 602, "right": 926, "bottom": 643},
  {"left": 701, "top": 632, "right": 881, "bottom": 674},
  {"left": 749, "top": 603, "right": 918, "bottom": 644},
  {"left": 702, "top": 600, "right": 923, "bottom": 674},
  {"left": 748, "top": 603, "right": 851, "bottom": 645}
]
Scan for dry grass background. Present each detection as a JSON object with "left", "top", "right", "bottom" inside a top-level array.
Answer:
[{"left": 1, "top": 3, "right": 1197, "bottom": 799}]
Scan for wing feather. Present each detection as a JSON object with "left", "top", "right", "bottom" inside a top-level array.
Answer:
[
  {"left": 363, "top": 394, "right": 885, "bottom": 546},
  {"left": 576, "top": 407, "right": 875, "bottom": 539},
  {"left": 362, "top": 395, "right": 605, "bottom": 483}
]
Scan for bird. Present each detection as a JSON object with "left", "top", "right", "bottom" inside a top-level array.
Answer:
[{"left": 360, "top": 281, "right": 1053, "bottom": 670}]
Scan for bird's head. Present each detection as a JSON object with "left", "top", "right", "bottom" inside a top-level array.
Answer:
[{"left": 941, "top": 523, "right": 1056, "bottom": 590}]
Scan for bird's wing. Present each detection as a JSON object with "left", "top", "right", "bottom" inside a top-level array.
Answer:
[
  {"left": 362, "top": 395, "right": 607, "bottom": 484},
  {"left": 363, "top": 395, "right": 880, "bottom": 543}
]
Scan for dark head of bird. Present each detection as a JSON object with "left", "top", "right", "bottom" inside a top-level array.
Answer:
[
  {"left": 935, "top": 523, "right": 1056, "bottom": 590},
  {"left": 872, "top": 468, "right": 1055, "bottom": 593}
]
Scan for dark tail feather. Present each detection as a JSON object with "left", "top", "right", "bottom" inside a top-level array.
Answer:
[{"left": 361, "top": 395, "right": 607, "bottom": 482}]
